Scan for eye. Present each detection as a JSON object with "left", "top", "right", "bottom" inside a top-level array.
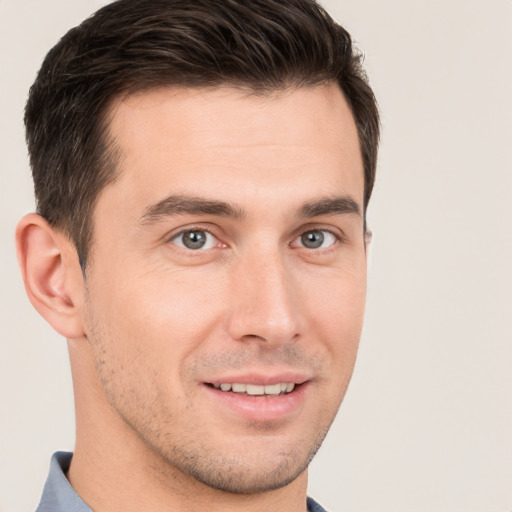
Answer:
[
  {"left": 170, "top": 229, "right": 219, "bottom": 250},
  {"left": 296, "top": 229, "right": 337, "bottom": 249}
]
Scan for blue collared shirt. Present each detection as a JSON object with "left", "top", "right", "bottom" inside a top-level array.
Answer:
[
  {"left": 36, "top": 452, "right": 328, "bottom": 512},
  {"left": 36, "top": 452, "right": 92, "bottom": 512}
]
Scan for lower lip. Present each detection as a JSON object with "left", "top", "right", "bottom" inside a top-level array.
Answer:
[{"left": 203, "top": 382, "right": 310, "bottom": 423}]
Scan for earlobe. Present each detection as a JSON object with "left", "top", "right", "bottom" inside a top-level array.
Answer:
[{"left": 16, "top": 213, "right": 86, "bottom": 339}]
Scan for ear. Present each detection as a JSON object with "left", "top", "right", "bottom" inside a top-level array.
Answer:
[
  {"left": 364, "top": 228, "right": 373, "bottom": 269},
  {"left": 16, "top": 213, "right": 86, "bottom": 339},
  {"left": 364, "top": 228, "right": 373, "bottom": 249}
]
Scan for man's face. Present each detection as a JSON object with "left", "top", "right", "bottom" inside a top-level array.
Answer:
[{"left": 82, "top": 84, "right": 367, "bottom": 493}]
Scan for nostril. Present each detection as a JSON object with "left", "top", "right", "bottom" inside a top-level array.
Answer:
[{"left": 241, "top": 333, "right": 266, "bottom": 342}]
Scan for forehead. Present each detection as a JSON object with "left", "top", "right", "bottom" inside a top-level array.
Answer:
[
  {"left": 101, "top": 84, "right": 364, "bottom": 220},
  {"left": 108, "top": 83, "right": 360, "bottom": 153}
]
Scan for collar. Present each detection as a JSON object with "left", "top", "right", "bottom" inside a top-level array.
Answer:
[
  {"left": 36, "top": 452, "right": 92, "bottom": 512},
  {"left": 36, "top": 451, "right": 327, "bottom": 512}
]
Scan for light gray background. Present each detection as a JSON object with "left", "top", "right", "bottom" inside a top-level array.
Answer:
[{"left": 1, "top": 1, "right": 511, "bottom": 511}]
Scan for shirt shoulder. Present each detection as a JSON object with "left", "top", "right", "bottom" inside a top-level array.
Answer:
[
  {"left": 307, "top": 496, "right": 330, "bottom": 512},
  {"left": 35, "top": 452, "right": 92, "bottom": 512}
]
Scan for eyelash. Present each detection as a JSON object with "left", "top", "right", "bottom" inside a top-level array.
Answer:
[
  {"left": 168, "top": 227, "right": 222, "bottom": 251},
  {"left": 167, "top": 226, "right": 343, "bottom": 252},
  {"left": 293, "top": 229, "right": 338, "bottom": 250}
]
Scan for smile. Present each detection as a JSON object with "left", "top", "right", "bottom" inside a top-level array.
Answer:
[
  {"left": 204, "top": 379, "right": 309, "bottom": 422},
  {"left": 210, "top": 382, "right": 296, "bottom": 395}
]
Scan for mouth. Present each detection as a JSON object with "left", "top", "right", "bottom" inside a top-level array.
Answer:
[
  {"left": 203, "top": 376, "right": 310, "bottom": 422},
  {"left": 206, "top": 382, "right": 297, "bottom": 396}
]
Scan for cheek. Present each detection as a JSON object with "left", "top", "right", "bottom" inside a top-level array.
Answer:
[
  {"left": 302, "top": 263, "right": 367, "bottom": 367},
  {"left": 85, "top": 263, "right": 227, "bottom": 377},
  {"left": 82, "top": 270, "right": 217, "bottom": 418},
  {"left": 138, "top": 267, "right": 226, "bottom": 343}
]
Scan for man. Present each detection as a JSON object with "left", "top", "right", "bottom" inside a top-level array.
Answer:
[{"left": 16, "top": 0, "right": 379, "bottom": 510}]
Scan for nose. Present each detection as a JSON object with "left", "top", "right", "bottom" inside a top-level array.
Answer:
[{"left": 226, "top": 249, "right": 302, "bottom": 345}]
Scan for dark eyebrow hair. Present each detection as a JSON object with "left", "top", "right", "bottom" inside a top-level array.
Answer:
[
  {"left": 297, "top": 196, "right": 361, "bottom": 218},
  {"left": 140, "top": 195, "right": 246, "bottom": 224},
  {"left": 140, "top": 194, "right": 361, "bottom": 226}
]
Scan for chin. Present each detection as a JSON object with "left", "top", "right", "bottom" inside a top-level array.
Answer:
[
  {"left": 156, "top": 426, "right": 330, "bottom": 494},
  {"left": 175, "top": 450, "right": 310, "bottom": 494}
]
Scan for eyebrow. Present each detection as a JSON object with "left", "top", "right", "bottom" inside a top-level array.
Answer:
[
  {"left": 141, "top": 195, "right": 245, "bottom": 224},
  {"left": 297, "top": 196, "right": 361, "bottom": 218},
  {"left": 140, "top": 194, "right": 361, "bottom": 225}
]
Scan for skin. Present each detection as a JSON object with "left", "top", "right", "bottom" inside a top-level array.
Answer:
[{"left": 17, "top": 83, "right": 367, "bottom": 512}]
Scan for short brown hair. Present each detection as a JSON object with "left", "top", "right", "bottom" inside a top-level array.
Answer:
[{"left": 25, "top": 0, "right": 379, "bottom": 269}]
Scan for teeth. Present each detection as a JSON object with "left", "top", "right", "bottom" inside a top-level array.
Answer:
[
  {"left": 246, "top": 384, "right": 265, "bottom": 395},
  {"left": 214, "top": 382, "right": 296, "bottom": 395},
  {"left": 265, "top": 383, "right": 282, "bottom": 395}
]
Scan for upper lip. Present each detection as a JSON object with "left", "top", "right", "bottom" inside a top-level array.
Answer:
[{"left": 204, "top": 371, "right": 312, "bottom": 387}]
